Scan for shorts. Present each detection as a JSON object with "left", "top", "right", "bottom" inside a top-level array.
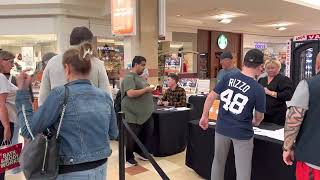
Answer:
[{"left": 296, "top": 161, "right": 320, "bottom": 180}]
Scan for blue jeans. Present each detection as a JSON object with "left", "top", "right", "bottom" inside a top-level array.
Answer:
[{"left": 57, "top": 162, "right": 107, "bottom": 180}]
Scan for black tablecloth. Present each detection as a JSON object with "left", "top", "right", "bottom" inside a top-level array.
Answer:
[
  {"left": 188, "top": 95, "right": 206, "bottom": 120},
  {"left": 186, "top": 120, "right": 296, "bottom": 180},
  {"left": 151, "top": 109, "right": 191, "bottom": 157}
]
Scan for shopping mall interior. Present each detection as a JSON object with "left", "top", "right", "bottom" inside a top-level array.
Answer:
[{"left": 1, "top": 0, "right": 320, "bottom": 179}]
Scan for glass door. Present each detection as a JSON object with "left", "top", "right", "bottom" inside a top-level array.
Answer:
[{"left": 292, "top": 41, "right": 319, "bottom": 87}]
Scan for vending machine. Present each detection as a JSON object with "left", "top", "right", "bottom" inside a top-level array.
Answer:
[{"left": 288, "top": 34, "right": 320, "bottom": 87}]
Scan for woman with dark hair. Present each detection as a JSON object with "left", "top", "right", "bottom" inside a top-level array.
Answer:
[{"left": 15, "top": 42, "right": 118, "bottom": 180}]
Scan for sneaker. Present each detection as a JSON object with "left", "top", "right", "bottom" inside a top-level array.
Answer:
[
  {"left": 134, "top": 152, "right": 149, "bottom": 161},
  {"left": 126, "top": 159, "right": 138, "bottom": 167}
]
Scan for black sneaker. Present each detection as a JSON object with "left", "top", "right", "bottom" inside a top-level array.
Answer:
[
  {"left": 134, "top": 152, "right": 149, "bottom": 161},
  {"left": 126, "top": 159, "right": 138, "bottom": 167}
]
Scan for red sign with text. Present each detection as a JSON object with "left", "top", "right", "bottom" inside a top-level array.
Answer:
[
  {"left": 294, "top": 34, "right": 320, "bottom": 42},
  {"left": 0, "top": 143, "right": 22, "bottom": 173}
]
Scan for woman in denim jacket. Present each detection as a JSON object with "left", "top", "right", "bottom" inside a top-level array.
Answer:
[{"left": 15, "top": 42, "right": 118, "bottom": 180}]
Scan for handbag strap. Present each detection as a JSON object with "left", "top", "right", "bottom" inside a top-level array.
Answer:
[
  {"left": 56, "top": 85, "right": 69, "bottom": 139},
  {"left": 22, "top": 85, "right": 69, "bottom": 140}
]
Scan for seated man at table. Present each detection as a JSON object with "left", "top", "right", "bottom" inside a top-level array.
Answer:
[
  {"left": 199, "top": 49, "right": 266, "bottom": 180},
  {"left": 158, "top": 73, "right": 187, "bottom": 107}
]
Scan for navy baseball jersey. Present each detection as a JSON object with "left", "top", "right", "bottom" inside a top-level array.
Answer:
[{"left": 214, "top": 72, "right": 266, "bottom": 140}]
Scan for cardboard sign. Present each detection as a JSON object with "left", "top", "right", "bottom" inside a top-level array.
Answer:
[
  {"left": 0, "top": 143, "right": 22, "bottom": 173},
  {"left": 209, "top": 100, "right": 220, "bottom": 121}
]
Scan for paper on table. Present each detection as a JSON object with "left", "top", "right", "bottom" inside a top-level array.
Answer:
[
  {"left": 175, "top": 107, "right": 191, "bottom": 111},
  {"left": 253, "top": 127, "right": 284, "bottom": 141}
]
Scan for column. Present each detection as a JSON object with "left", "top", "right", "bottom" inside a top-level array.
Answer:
[{"left": 122, "top": 0, "right": 159, "bottom": 85}]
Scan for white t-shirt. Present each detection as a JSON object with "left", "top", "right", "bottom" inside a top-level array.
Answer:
[{"left": 0, "top": 73, "right": 18, "bottom": 124}]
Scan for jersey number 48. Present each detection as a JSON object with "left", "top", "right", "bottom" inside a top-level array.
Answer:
[{"left": 220, "top": 89, "right": 249, "bottom": 114}]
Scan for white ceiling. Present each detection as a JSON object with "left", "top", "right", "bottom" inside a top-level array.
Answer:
[{"left": 166, "top": 0, "right": 320, "bottom": 36}]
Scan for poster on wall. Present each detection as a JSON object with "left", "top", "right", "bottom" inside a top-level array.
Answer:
[
  {"left": 111, "top": 0, "right": 136, "bottom": 36},
  {"left": 178, "top": 78, "right": 198, "bottom": 94},
  {"left": 164, "top": 55, "right": 181, "bottom": 74},
  {"left": 162, "top": 77, "right": 198, "bottom": 94},
  {"left": 21, "top": 47, "right": 36, "bottom": 75}
]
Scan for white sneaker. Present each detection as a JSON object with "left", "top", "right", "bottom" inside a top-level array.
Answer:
[{"left": 134, "top": 152, "right": 149, "bottom": 161}]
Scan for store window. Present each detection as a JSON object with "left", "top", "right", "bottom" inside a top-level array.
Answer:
[
  {"left": 0, "top": 34, "right": 57, "bottom": 74},
  {"left": 96, "top": 38, "right": 124, "bottom": 87}
]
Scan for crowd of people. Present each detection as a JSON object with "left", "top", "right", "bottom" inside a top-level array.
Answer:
[
  {"left": 200, "top": 49, "right": 320, "bottom": 180},
  {"left": 0, "top": 25, "right": 319, "bottom": 180}
]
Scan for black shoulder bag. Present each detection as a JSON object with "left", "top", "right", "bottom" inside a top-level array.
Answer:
[{"left": 20, "top": 85, "right": 69, "bottom": 180}]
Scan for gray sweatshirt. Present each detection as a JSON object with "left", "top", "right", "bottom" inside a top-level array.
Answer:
[{"left": 38, "top": 54, "right": 111, "bottom": 106}]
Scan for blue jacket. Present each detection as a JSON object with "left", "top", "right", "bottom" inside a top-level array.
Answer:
[{"left": 15, "top": 80, "right": 118, "bottom": 165}]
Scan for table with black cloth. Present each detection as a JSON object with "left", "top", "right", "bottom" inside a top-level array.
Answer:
[
  {"left": 188, "top": 95, "right": 206, "bottom": 120},
  {"left": 151, "top": 108, "right": 191, "bottom": 157},
  {"left": 185, "top": 120, "right": 296, "bottom": 180}
]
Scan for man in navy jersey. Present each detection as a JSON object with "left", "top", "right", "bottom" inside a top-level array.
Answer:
[{"left": 199, "top": 49, "right": 266, "bottom": 180}]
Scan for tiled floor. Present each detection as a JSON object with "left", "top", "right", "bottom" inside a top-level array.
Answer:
[{"left": 6, "top": 141, "right": 204, "bottom": 180}]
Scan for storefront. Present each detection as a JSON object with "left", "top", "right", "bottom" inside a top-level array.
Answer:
[{"left": 243, "top": 34, "right": 290, "bottom": 74}]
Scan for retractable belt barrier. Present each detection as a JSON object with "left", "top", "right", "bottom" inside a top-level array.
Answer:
[{"left": 118, "top": 112, "right": 170, "bottom": 180}]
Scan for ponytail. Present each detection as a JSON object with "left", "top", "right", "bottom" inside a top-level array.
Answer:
[{"left": 62, "top": 42, "right": 93, "bottom": 75}]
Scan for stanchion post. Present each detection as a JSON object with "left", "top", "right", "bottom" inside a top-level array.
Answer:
[{"left": 119, "top": 112, "right": 125, "bottom": 180}]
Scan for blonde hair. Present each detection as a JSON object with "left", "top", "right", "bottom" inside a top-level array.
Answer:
[{"left": 264, "top": 58, "right": 281, "bottom": 71}]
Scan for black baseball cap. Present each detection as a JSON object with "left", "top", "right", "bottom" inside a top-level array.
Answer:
[
  {"left": 244, "top": 49, "right": 264, "bottom": 64},
  {"left": 220, "top": 51, "right": 233, "bottom": 61}
]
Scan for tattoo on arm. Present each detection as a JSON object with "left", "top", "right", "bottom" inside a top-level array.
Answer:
[{"left": 284, "top": 107, "right": 306, "bottom": 150}]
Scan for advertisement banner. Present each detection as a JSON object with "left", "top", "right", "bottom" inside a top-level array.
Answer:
[{"left": 111, "top": 0, "right": 136, "bottom": 36}]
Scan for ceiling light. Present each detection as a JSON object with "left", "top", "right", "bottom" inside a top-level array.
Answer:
[
  {"left": 214, "top": 14, "right": 235, "bottom": 19},
  {"left": 211, "top": 11, "right": 247, "bottom": 20},
  {"left": 256, "top": 22, "right": 295, "bottom": 27},
  {"left": 219, "top": 18, "right": 233, "bottom": 24},
  {"left": 276, "top": 27, "right": 287, "bottom": 31},
  {"left": 270, "top": 23, "right": 292, "bottom": 27},
  {"left": 176, "top": 14, "right": 182, "bottom": 17},
  {"left": 284, "top": 0, "right": 320, "bottom": 9}
]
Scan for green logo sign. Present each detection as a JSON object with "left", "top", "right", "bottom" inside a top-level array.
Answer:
[{"left": 218, "top": 34, "right": 228, "bottom": 49}]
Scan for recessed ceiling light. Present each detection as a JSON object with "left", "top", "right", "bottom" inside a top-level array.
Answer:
[
  {"left": 284, "top": 0, "right": 320, "bottom": 9},
  {"left": 211, "top": 11, "right": 247, "bottom": 20},
  {"left": 214, "top": 14, "right": 235, "bottom": 19},
  {"left": 276, "top": 27, "right": 287, "bottom": 31},
  {"left": 219, "top": 18, "right": 233, "bottom": 24},
  {"left": 256, "top": 22, "right": 295, "bottom": 27},
  {"left": 176, "top": 14, "right": 182, "bottom": 17}
]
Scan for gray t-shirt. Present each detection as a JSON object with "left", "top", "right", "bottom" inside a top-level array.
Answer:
[
  {"left": 216, "top": 67, "right": 240, "bottom": 83},
  {"left": 286, "top": 80, "right": 320, "bottom": 170}
]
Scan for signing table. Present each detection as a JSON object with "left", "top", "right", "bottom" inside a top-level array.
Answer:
[
  {"left": 185, "top": 120, "right": 295, "bottom": 180},
  {"left": 188, "top": 95, "right": 206, "bottom": 120},
  {"left": 151, "top": 107, "right": 191, "bottom": 157}
]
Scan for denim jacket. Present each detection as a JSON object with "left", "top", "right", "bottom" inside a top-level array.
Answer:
[{"left": 15, "top": 80, "right": 118, "bottom": 165}]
